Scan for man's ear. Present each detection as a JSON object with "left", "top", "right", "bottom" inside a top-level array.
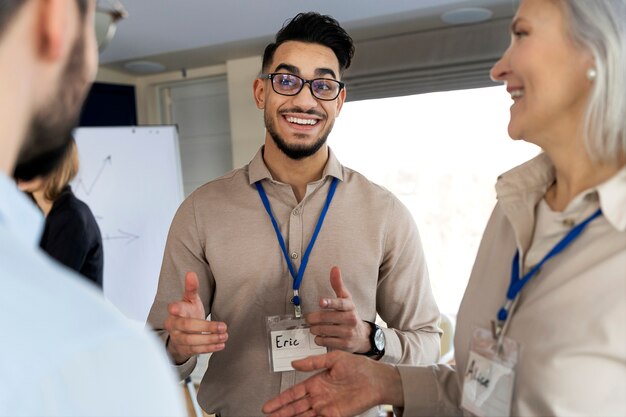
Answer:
[
  {"left": 253, "top": 77, "right": 266, "bottom": 109},
  {"left": 36, "top": 0, "right": 70, "bottom": 61}
]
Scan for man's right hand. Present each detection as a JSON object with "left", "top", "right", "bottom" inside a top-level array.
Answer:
[{"left": 164, "top": 271, "right": 228, "bottom": 364}]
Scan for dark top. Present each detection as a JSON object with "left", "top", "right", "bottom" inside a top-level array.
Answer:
[{"left": 40, "top": 186, "right": 104, "bottom": 287}]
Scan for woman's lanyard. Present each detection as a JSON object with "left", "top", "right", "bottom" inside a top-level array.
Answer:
[
  {"left": 255, "top": 177, "right": 339, "bottom": 318},
  {"left": 494, "top": 208, "right": 602, "bottom": 340}
]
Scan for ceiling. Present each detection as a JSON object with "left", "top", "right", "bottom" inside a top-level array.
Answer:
[{"left": 100, "top": 0, "right": 516, "bottom": 76}]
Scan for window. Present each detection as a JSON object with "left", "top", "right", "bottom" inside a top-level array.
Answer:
[
  {"left": 159, "top": 76, "right": 233, "bottom": 196},
  {"left": 330, "top": 86, "right": 540, "bottom": 317}
]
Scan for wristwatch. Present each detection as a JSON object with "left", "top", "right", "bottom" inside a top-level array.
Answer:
[{"left": 361, "top": 320, "right": 385, "bottom": 357}]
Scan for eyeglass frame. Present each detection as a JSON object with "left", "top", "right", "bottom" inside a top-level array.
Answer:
[
  {"left": 95, "top": 0, "right": 128, "bottom": 51},
  {"left": 259, "top": 73, "right": 345, "bottom": 101}
]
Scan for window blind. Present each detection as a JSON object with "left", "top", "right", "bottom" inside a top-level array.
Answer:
[{"left": 344, "top": 18, "right": 511, "bottom": 101}]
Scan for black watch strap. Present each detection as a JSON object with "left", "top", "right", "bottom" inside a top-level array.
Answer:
[{"left": 358, "top": 320, "right": 385, "bottom": 357}]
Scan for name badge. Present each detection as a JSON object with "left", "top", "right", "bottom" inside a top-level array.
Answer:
[
  {"left": 461, "top": 327, "right": 519, "bottom": 417},
  {"left": 266, "top": 315, "right": 327, "bottom": 372}
]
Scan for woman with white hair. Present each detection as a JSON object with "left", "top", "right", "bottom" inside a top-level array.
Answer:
[{"left": 263, "top": 0, "right": 626, "bottom": 415}]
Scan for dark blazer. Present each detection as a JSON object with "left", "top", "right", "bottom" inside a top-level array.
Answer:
[{"left": 40, "top": 186, "right": 103, "bottom": 287}]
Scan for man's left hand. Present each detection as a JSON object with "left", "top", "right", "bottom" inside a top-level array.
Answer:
[{"left": 305, "top": 266, "right": 371, "bottom": 353}]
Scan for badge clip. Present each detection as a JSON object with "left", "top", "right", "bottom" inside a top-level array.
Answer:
[{"left": 293, "top": 289, "right": 302, "bottom": 318}]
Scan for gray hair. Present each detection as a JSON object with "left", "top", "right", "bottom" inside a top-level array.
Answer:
[{"left": 560, "top": 0, "right": 626, "bottom": 164}]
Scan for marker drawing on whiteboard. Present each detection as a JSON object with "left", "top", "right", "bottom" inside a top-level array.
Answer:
[
  {"left": 75, "top": 155, "right": 112, "bottom": 196},
  {"left": 103, "top": 229, "right": 140, "bottom": 245}
]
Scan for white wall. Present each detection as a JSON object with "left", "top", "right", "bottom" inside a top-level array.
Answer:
[
  {"left": 226, "top": 56, "right": 264, "bottom": 167},
  {"left": 95, "top": 66, "right": 136, "bottom": 85}
]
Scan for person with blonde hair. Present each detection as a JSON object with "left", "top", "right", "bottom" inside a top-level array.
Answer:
[
  {"left": 263, "top": 0, "right": 626, "bottom": 415},
  {"left": 18, "top": 136, "right": 103, "bottom": 287}
]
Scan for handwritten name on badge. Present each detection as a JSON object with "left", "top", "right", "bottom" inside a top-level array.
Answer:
[
  {"left": 466, "top": 359, "right": 491, "bottom": 388},
  {"left": 461, "top": 351, "right": 515, "bottom": 417},
  {"left": 270, "top": 328, "right": 327, "bottom": 372},
  {"left": 275, "top": 333, "right": 304, "bottom": 349}
]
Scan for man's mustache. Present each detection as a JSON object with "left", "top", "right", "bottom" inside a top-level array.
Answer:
[{"left": 279, "top": 108, "right": 326, "bottom": 119}]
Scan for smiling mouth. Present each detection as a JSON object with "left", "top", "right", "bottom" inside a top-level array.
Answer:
[
  {"left": 510, "top": 89, "right": 524, "bottom": 99},
  {"left": 285, "top": 116, "right": 320, "bottom": 126}
]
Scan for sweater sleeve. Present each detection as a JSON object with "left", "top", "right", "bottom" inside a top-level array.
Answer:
[
  {"left": 396, "top": 363, "right": 463, "bottom": 416},
  {"left": 146, "top": 193, "right": 214, "bottom": 380},
  {"left": 376, "top": 196, "right": 442, "bottom": 366}
]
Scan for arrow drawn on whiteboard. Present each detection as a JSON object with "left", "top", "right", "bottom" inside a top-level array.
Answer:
[
  {"left": 75, "top": 155, "right": 112, "bottom": 196},
  {"left": 103, "top": 229, "right": 140, "bottom": 245}
]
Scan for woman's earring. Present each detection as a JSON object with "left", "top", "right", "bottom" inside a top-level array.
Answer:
[{"left": 587, "top": 68, "right": 597, "bottom": 81}]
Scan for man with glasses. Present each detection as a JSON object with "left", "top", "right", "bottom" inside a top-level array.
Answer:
[
  {"left": 0, "top": 1, "right": 184, "bottom": 414},
  {"left": 148, "top": 12, "right": 440, "bottom": 417}
]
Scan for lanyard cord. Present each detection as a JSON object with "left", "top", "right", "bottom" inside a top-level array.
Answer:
[
  {"left": 497, "top": 208, "right": 602, "bottom": 323},
  {"left": 255, "top": 177, "right": 339, "bottom": 305}
]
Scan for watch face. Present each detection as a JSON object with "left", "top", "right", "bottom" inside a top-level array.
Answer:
[{"left": 374, "top": 329, "right": 385, "bottom": 351}]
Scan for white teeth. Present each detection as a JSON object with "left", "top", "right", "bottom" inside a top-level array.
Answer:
[
  {"left": 510, "top": 89, "right": 524, "bottom": 98},
  {"left": 286, "top": 116, "right": 318, "bottom": 125}
]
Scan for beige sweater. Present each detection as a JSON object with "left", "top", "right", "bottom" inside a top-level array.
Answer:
[
  {"left": 148, "top": 147, "right": 441, "bottom": 417},
  {"left": 398, "top": 153, "right": 626, "bottom": 416}
]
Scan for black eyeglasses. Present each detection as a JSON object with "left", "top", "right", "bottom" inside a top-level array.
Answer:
[
  {"left": 259, "top": 73, "right": 345, "bottom": 101},
  {"left": 95, "top": 0, "right": 128, "bottom": 52}
]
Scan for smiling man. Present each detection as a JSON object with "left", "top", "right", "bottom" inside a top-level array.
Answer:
[{"left": 147, "top": 12, "right": 441, "bottom": 417}]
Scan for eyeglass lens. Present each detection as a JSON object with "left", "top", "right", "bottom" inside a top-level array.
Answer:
[
  {"left": 94, "top": 1, "right": 127, "bottom": 51},
  {"left": 272, "top": 74, "right": 341, "bottom": 100},
  {"left": 95, "top": 11, "right": 115, "bottom": 49}
]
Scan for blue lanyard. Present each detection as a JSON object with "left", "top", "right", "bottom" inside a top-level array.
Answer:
[
  {"left": 497, "top": 208, "right": 602, "bottom": 325},
  {"left": 255, "top": 177, "right": 339, "bottom": 317}
]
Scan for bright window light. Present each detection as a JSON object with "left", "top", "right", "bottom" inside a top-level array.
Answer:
[{"left": 330, "top": 86, "right": 540, "bottom": 317}]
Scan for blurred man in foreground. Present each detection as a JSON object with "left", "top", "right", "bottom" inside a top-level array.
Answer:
[{"left": 0, "top": 1, "right": 184, "bottom": 415}]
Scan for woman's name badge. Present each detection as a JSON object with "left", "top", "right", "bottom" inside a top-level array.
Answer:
[
  {"left": 461, "top": 327, "right": 520, "bottom": 417},
  {"left": 266, "top": 315, "right": 327, "bottom": 372}
]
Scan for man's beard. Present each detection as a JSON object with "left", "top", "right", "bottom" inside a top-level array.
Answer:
[
  {"left": 14, "top": 33, "right": 89, "bottom": 181},
  {"left": 265, "top": 109, "right": 333, "bottom": 160}
]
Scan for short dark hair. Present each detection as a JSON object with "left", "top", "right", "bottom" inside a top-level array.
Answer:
[
  {"left": 262, "top": 12, "right": 355, "bottom": 75},
  {"left": 0, "top": 0, "right": 87, "bottom": 39}
]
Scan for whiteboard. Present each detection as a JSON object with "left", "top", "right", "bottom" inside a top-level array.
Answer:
[{"left": 72, "top": 126, "right": 184, "bottom": 322}]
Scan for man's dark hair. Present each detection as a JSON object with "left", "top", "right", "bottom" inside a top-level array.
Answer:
[
  {"left": 0, "top": 0, "right": 87, "bottom": 39},
  {"left": 262, "top": 12, "right": 355, "bottom": 75}
]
